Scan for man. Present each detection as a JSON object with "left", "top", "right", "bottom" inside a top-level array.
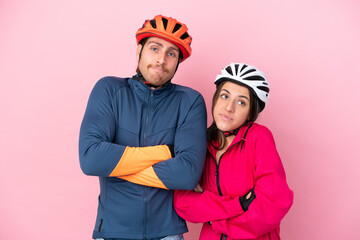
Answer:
[{"left": 79, "top": 15, "right": 207, "bottom": 240}]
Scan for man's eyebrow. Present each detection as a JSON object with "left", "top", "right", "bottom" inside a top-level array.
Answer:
[
  {"left": 147, "top": 41, "right": 163, "bottom": 47},
  {"left": 147, "top": 41, "right": 179, "bottom": 53},
  {"left": 167, "top": 46, "right": 179, "bottom": 53}
]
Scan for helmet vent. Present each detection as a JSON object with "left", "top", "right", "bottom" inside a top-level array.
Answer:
[
  {"left": 180, "top": 32, "right": 189, "bottom": 40},
  {"left": 257, "top": 86, "right": 270, "bottom": 93},
  {"left": 242, "top": 69, "right": 257, "bottom": 76},
  {"left": 240, "top": 64, "right": 248, "bottom": 72},
  {"left": 150, "top": 20, "right": 156, "bottom": 28},
  {"left": 244, "top": 75, "right": 265, "bottom": 81},
  {"left": 162, "top": 17, "right": 168, "bottom": 29},
  {"left": 234, "top": 64, "right": 239, "bottom": 74},
  {"left": 225, "top": 66, "right": 233, "bottom": 75},
  {"left": 173, "top": 23, "right": 182, "bottom": 33}
]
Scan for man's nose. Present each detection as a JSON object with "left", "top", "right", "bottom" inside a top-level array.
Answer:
[{"left": 156, "top": 52, "right": 166, "bottom": 65}]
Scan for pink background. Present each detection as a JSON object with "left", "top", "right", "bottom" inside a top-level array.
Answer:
[{"left": 1, "top": 0, "right": 360, "bottom": 239}]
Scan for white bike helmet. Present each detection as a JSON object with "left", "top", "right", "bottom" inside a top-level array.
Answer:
[{"left": 214, "top": 63, "right": 270, "bottom": 112}]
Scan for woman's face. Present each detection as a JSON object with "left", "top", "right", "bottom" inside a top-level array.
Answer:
[{"left": 213, "top": 81, "right": 251, "bottom": 132}]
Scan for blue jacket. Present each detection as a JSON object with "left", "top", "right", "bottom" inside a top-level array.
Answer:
[{"left": 79, "top": 76, "right": 207, "bottom": 239}]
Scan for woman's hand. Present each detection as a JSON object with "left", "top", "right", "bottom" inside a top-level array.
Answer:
[
  {"left": 194, "top": 183, "right": 204, "bottom": 193},
  {"left": 239, "top": 187, "right": 256, "bottom": 211}
]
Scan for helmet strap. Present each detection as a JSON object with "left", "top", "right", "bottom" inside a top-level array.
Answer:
[
  {"left": 213, "top": 121, "right": 240, "bottom": 138},
  {"left": 133, "top": 71, "right": 170, "bottom": 89},
  {"left": 222, "top": 128, "right": 240, "bottom": 138},
  {"left": 216, "top": 122, "right": 253, "bottom": 141},
  {"left": 221, "top": 123, "right": 253, "bottom": 150}
]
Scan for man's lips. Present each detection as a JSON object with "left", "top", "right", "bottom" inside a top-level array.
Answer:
[{"left": 149, "top": 65, "right": 168, "bottom": 73}]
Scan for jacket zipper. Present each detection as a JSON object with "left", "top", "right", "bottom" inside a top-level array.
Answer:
[
  {"left": 143, "top": 90, "right": 153, "bottom": 145},
  {"left": 219, "top": 233, "right": 227, "bottom": 240},
  {"left": 210, "top": 123, "right": 253, "bottom": 198},
  {"left": 143, "top": 186, "right": 147, "bottom": 239},
  {"left": 209, "top": 143, "right": 239, "bottom": 196},
  {"left": 142, "top": 90, "right": 153, "bottom": 239},
  {"left": 209, "top": 142, "right": 241, "bottom": 240}
]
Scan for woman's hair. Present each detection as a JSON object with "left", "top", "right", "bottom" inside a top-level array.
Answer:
[{"left": 207, "top": 79, "right": 260, "bottom": 150}]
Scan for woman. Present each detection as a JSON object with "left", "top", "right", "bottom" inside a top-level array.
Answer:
[{"left": 173, "top": 63, "right": 293, "bottom": 240}]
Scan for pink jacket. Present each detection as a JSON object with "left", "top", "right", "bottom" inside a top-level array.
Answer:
[{"left": 174, "top": 123, "right": 293, "bottom": 240}]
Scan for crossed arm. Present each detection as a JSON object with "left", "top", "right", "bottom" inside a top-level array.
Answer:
[
  {"left": 173, "top": 129, "right": 294, "bottom": 238},
  {"left": 79, "top": 79, "right": 207, "bottom": 190}
]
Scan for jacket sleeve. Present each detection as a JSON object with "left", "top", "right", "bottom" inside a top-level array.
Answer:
[
  {"left": 172, "top": 189, "right": 244, "bottom": 222},
  {"left": 79, "top": 78, "right": 172, "bottom": 177},
  {"left": 119, "top": 94, "right": 207, "bottom": 190},
  {"left": 210, "top": 128, "right": 294, "bottom": 239}
]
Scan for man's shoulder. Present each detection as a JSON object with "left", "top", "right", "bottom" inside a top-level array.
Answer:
[
  {"left": 173, "top": 84, "right": 199, "bottom": 93},
  {"left": 98, "top": 76, "right": 130, "bottom": 88},
  {"left": 92, "top": 76, "right": 131, "bottom": 96},
  {"left": 172, "top": 84, "right": 203, "bottom": 100}
]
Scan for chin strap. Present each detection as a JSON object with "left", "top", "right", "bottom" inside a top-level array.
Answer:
[
  {"left": 222, "top": 128, "right": 240, "bottom": 138},
  {"left": 220, "top": 123, "right": 254, "bottom": 150},
  {"left": 132, "top": 72, "right": 159, "bottom": 89},
  {"left": 132, "top": 71, "right": 169, "bottom": 89},
  {"left": 144, "top": 80, "right": 160, "bottom": 88}
]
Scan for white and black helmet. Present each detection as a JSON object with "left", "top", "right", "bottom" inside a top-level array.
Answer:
[{"left": 214, "top": 63, "right": 270, "bottom": 112}]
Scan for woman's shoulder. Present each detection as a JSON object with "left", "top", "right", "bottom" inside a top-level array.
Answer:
[{"left": 247, "top": 123, "right": 274, "bottom": 140}]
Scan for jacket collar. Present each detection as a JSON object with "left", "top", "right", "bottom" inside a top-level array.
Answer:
[
  {"left": 207, "top": 123, "right": 254, "bottom": 155},
  {"left": 128, "top": 75, "right": 174, "bottom": 100}
]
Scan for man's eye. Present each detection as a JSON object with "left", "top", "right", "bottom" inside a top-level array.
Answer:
[
  {"left": 168, "top": 52, "right": 176, "bottom": 57},
  {"left": 151, "top": 47, "right": 158, "bottom": 51}
]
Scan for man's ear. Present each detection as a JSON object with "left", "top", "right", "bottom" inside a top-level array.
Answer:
[{"left": 136, "top": 44, "right": 142, "bottom": 61}]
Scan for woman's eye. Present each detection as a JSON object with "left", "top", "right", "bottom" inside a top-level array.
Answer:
[
  {"left": 237, "top": 101, "right": 245, "bottom": 105},
  {"left": 220, "top": 94, "right": 227, "bottom": 99},
  {"left": 151, "top": 47, "right": 158, "bottom": 51}
]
